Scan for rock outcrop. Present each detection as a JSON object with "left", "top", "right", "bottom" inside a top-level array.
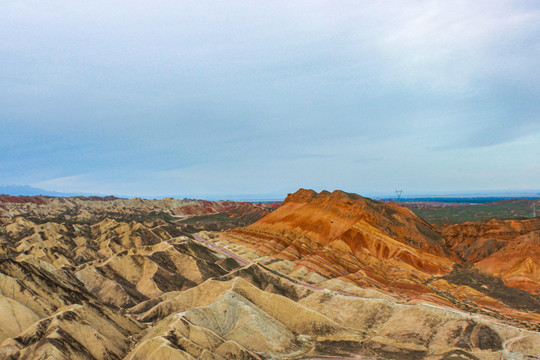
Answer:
[
  {"left": 443, "top": 218, "right": 540, "bottom": 294},
  {"left": 222, "top": 189, "right": 454, "bottom": 298}
]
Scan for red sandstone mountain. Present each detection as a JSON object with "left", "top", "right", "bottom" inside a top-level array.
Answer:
[
  {"left": 223, "top": 189, "right": 455, "bottom": 298},
  {"left": 211, "top": 189, "right": 540, "bottom": 327},
  {"left": 0, "top": 195, "right": 47, "bottom": 205},
  {"left": 442, "top": 218, "right": 540, "bottom": 261},
  {"left": 442, "top": 218, "right": 540, "bottom": 295},
  {"left": 249, "top": 189, "right": 449, "bottom": 255}
]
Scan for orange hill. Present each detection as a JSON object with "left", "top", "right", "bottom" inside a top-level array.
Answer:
[
  {"left": 442, "top": 218, "right": 540, "bottom": 295},
  {"left": 224, "top": 189, "right": 455, "bottom": 297}
]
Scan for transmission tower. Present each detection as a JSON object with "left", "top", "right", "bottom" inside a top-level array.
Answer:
[{"left": 395, "top": 189, "right": 403, "bottom": 201}]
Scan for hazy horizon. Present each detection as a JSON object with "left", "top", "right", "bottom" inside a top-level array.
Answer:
[
  {"left": 1, "top": 183, "right": 539, "bottom": 202},
  {"left": 2, "top": 1, "right": 539, "bottom": 198}
]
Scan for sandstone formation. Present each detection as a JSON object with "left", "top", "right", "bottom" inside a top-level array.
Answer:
[
  {"left": 442, "top": 219, "right": 540, "bottom": 295},
  {"left": 220, "top": 190, "right": 454, "bottom": 298},
  {"left": 0, "top": 190, "right": 538, "bottom": 359},
  {"left": 214, "top": 190, "right": 540, "bottom": 328},
  {"left": 0, "top": 195, "right": 278, "bottom": 227}
]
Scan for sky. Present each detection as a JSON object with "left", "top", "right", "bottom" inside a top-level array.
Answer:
[{"left": 1, "top": 1, "right": 540, "bottom": 199}]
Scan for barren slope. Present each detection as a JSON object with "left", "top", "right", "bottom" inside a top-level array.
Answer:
[
  {"left": 0, "top": 191, "right": 539, "bottom": 359},
  {"left": 442, "top": 218, "right": 540, "bottom": 295},
  {"left": 220, "top": 189, "right": 454, "bottom": 299}
]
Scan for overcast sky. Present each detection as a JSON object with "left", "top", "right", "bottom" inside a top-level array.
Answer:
[{"left": 2, "top": 1, "right": 540, "bottom": 199}]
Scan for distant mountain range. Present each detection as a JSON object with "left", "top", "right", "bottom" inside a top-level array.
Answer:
[
  {"left": 0, "top": 184, "right": 87, "bottom": 197},
  {"left": 2, "top": 184, "right": 538, "bottom": 203},
  {"left": 0, "top": 184, "right": 285, "bottom": 202}
]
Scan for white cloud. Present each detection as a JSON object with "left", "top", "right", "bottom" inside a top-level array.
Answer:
[{"left": 3, "top": 1, "right": 540, "bottom": 196}]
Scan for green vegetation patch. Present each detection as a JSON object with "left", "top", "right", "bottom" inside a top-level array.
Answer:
[{"left": 412, "top": 202, "right": 535, "bottom": 224}]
